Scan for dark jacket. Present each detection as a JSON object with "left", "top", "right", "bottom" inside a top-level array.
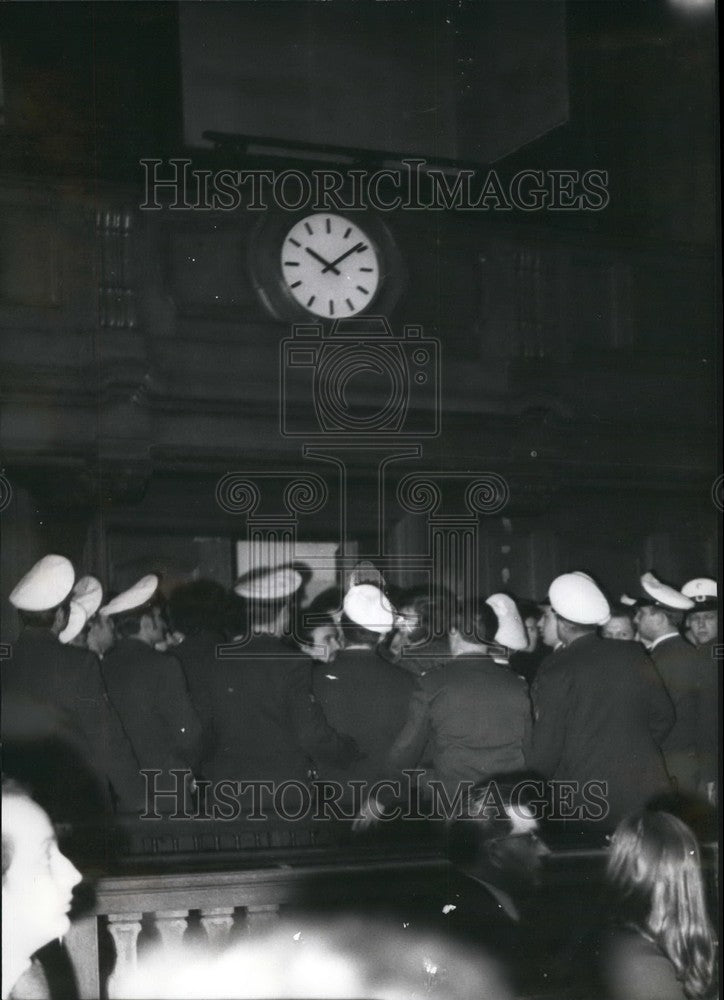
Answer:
[
  {"left": 313, "top": 645, "right": 415, "bottom": 790},
  {"left": 102, "top": 637, "right": 203, "bottom": 782},
  {"left": 389, "top": 654, "right": 531, "bottom": 798},
  {"left": 1, "top": 627, "right": 142, "bottom": 816},
  {"left": 202, "top": 633, "right": 357, "bottom": 786},
  {"left": 649, "top": 634, "right": 705, "bottom": 792},
  {"left": 528, "top": 634, "right": 674, "bottom": 826},
  {"left": 695, "top": 641, "right": 718, "bottom": 789},
  {"left": 172, "top": 628, "right": 225, "bottom": 776}
]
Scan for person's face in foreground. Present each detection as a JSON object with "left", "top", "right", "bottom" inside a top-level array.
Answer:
[{"left": 2, "top": 796, "right": 82, "bottom": 958}]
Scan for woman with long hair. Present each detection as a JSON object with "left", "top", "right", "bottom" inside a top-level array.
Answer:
[{"left": 604, "top": 810, "right": 717, "bottom": 1000}]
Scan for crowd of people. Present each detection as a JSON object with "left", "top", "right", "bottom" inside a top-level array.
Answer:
[
  {"left": 0, "top": 554, "right": 718, "bottom": 827},
  {"left": 1, "top": 553, "right": 719, "bottom": 998}
]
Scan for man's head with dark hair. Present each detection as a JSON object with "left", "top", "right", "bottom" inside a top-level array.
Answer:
[
  {"left": 111, "top": 596, "right": 166, "bottom": 644},
  {"left": 449, "top": 596, "right": 499, "bottom": 655},
  {"left": 18, "top": 600, "right": 70, "bottom": 635},
  {"left": 297, "top": 614, "right": 342, "bottom": 664},
  {"left": 634, "top": 602, "right": 684, "bottom": 643},
  {"left": 305, "top": 587, "right": 344, "bottom": 622}
]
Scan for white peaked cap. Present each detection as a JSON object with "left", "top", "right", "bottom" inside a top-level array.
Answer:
[
  {"left": 9, "top": 554, "right": 75, "bottom": 611},
  {"left": 58, "top": 600, "right": 88, "bottom": 644},
  {"left": 549, "top": 571, "right": 611, "bottom": 626},
  {"left": 71, "top": 575, "right": 103, "bottom": 618},
  {"left": 101, "top": 574, "right": 159, "bottom": 617},
  {"left": 343, "top": 584, "right": 396, "bottom": 634},
  {"left": 485, "top": 593, "right": 528, "bottom": 651},
  {"left": 640, "top": 572, "right": 693, "bottom": 611},
  {"left": 234, "top": 567, "right": 303, "bottom": 601},
  {"left": 681, "top": 577, "right": 717, "bottom": 602}
]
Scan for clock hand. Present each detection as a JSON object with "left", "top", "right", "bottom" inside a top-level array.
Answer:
[
  {"left": 322, "top": 242, "right": 366, "bottom": 273},
  {"left": 305, "top": 246, "right": 341, "bottom": 275}
]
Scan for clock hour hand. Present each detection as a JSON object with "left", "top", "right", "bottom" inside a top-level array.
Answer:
[
  {"left": 322, "top": 242, "right": 366, "bottom": 273},
  {"left": 305, "top": 246, "right": 341, "bottom": 275}
]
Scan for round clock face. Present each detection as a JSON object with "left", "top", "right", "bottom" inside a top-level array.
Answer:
[{"left": 280, "top": 213, "right": 381, "bottom": 319}]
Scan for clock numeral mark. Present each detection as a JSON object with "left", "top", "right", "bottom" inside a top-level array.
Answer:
[
  {"left": 356, "top": 286, "right": 369, "bottom": 296},
  {"left": 329, "top": 300, "right": 335, "bottom": 316},
  {"left": 307, "top": 295, "right": 316, "bottom": 308},
  {"left": 343, "top": 227, "right": 352, "bottom": 239},
  {"left": 345, "top": 298, "right": 355, "bottom": 311},
  {"left": 304, "top": 222, "right": 314, "bottom": 236},
  {"left": 359, "top": 267, "right": 373, "bottom": 273},
  {"left": 289, "top": 238, "right": 301, "bottom": 248},
  {"left": 325, "top": 217, "right": 331, "bottom": 234},
  {"left": 357, "top": 244, "right": 368, "bottom": 253},
  {"left": 290, "top": 280, "right": 302, "bottom": 289},
  {"left": 284, "top": 261, "right": 300, "bottom": 267}
]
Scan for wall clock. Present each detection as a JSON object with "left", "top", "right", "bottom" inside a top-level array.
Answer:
[{"left": 249, "top": 211, "right": 405, "bottom": 322}]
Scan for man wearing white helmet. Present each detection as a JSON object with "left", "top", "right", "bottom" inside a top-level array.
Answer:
[
  {"left": 633, "top": 573, "right": 706, "bottom": 795},
  {"left": 681, "top": 578, "right": 718, "bottom": 799},
  {"left": 100, "top": 574, "right": 203, "bottom": 809},
  {"left": 529, "top": 572, "right": 674, "bottom": 833},
  {"left": 681, "top": 577, "right": 718, "bottom": 652},
  {"left": 2, "top": 556, "right": 143, "bottom": 821},
  {"left": 199, "top": 567, "right": 358, "bottom": 811},
  {"left": 313, "top": 583, "right": 414, "bottom": 801}
]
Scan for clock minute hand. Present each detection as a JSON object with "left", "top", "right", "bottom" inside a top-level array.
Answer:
[
  {"left": 305, "top": 246, "right": 341, "bottom": 275},
  {"left": 322, "top": 242, "right": 365, "bottom": 273}
]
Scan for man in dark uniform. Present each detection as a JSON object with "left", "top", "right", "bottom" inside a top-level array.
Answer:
[
  {"left": 101, "top": 574, "right": 203, "bottom": 810},
  {"left": 167, "top": 578, "right": 228, "bottom": 780},
  {"left": 202, "top": 566, "right": 358, "bottom": 816},
  {"left": 313, "top": 583, "right": 414, "bottom": 803},
  {"left": 2, "top": 555, "right": 142, "bottom": 821},
  {"left": 529, "top": 572, "right": 674, "bottom": 834},
  {"left": 634, "top": 572, "right": 703, "bottom": 795},
  {"left": 681, "top": 577, "right": 719, "bottom": 800},
  {"left": 389, "top": 596, "right": 531, "bottom": 807}
]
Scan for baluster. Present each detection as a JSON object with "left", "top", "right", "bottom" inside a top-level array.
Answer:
[
  {"left": 244, "top": 904, "right": 280, "bottom": 934},
  {"left": 154, "top": 909, "right": 189, "bottom": 949},
  {"left": 106, "top": 912, "right": 142, "bottom": 1000},
  {"left": 200, "top": 907, "right": 235, "bottom": 947}
]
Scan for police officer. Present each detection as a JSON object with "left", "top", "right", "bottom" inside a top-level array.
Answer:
[
  {"left": 314, "top": 583, "right": 414, "bottom": 801},
  {"left": 529, "top": 572, "right": 674, "bottom": 833},
  {"left": 633, "top": 572, "right": 703, "bottom": 795},
  {"left": 681, "top": 577, "right": 718, "bottom": 798},
  {"left": 201, "top": 566, "right": 357, "bottom": 812},
  {"left": 2, "top": 555, "right": 142, "bottom": 820},
  {"left": 101, "top": 574, "right": 203, "bottom": 808}
]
